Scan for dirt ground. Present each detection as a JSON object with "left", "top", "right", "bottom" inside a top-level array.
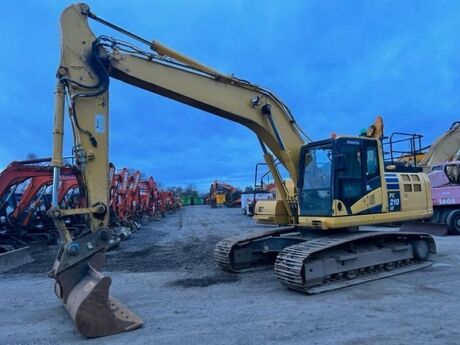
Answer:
[{"left": 1, "top": 206, "right": 459, "bottom": 345}]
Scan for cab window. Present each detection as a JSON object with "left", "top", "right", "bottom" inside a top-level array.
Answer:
[
  {"left": 364, "top": 141, "right": 381, "bottom": 192},
  {"left": 366, "top": 145, "right": 378, "bottom": 177}
]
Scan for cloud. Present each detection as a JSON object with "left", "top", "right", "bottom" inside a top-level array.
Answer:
[{"left": 0, "top": 1, "right": 459, "bottom": 191}]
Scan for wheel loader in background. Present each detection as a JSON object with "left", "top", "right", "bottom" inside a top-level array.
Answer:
[{"left": 46, "top": 3, "right": 436, "bottom": 337}]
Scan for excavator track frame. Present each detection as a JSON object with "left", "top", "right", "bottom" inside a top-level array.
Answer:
[
  {"left": 275, "top": 231, "right": 436, "bottom": 294},
  {"left": 214, "top": 226, "right": 298, "bottom": 271},
  {"left": 215, "top": 228, "right": 436, "bottom": 293}
]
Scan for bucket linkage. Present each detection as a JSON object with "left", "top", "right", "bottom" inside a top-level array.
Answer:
[{"left": 49, "top": 229, "right": 143, "bottom": 338}]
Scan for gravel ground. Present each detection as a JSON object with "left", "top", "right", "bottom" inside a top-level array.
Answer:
[{"left": 1, "top": 205, "right": 459, "bottom": 345}]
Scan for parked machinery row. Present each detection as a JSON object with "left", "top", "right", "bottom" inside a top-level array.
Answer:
[
  {"left": 0, "top": 158, "right": 181, "bottom": 271},
  {"left": 108, "top": 164, "right": 180, "bottom": 230}
]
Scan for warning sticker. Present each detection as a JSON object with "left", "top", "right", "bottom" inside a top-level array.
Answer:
[{"left": 95, "top": 114, "right": 105, "bottom": 134}]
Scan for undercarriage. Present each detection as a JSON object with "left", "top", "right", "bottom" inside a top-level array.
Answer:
[{"left": 215, "top": 227, "right": 436, "bottom": 293}]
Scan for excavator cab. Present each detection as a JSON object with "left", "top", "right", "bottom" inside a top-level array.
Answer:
[
  {"left": 299, "top": 136, "right": 382, "bottom": 217},
  {"left": 297, "top": 135, "right": 432, "bottom": 229}
]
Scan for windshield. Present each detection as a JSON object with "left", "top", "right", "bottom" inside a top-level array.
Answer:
[{"left": 300, "top": 145, "right": 333, "bottom": 216}]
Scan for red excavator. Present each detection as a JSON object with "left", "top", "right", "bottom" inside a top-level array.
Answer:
[
  {"left": 157, "top": 190, "right": 176, "bottom": 216},
  {"left": 0, "top": 158, "right": 82, "bottom": 271},
  {"left": 0, "top": 159, "right": 80, "bottom": 241},
  {"left": 111, "top": 168, "right": 143, "bottom": 229},
  {"left": 126, "top": 170, "right": 142, "bottom": 228},
  {"left": 113, "top": 168, "right": 130, "bottom": 225},
  {"left": 57, "top": 175, "right": 80, "bottom": 209},
  {"left": 139, "top": 177, "right": 161, "bottom": 222},
  {"left": 9, "top": 168, "right": 81, "bottom": 243}
]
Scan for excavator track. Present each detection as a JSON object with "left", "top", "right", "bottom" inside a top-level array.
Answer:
[
  {"left": 274, "top": 232, "right": 436, "bottom": 294},
  {"left": 214, "top": 226, "right": 298, "bottom": 272}
]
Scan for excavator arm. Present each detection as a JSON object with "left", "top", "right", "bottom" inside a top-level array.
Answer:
[
  {"left": 49, "top": 3, "right": 309, "bottom": 337},
  {"left": 419, "top": 121, "right": 460, "bottom": 170}
]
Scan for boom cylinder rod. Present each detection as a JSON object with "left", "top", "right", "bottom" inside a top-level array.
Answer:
[
  {"left": 52, "top": 81, "right": 65, "bottom": 167},
  {"left": 51, "top": 167, "right": 60, "bottom": 208},
  {"left": 257, "top": 136, "right": 268, "bottom": 154},
  {"left": 51, "top": 81, "right": 66, "bottom": 208},
  {"left": 262, "top": 104, "right": 285, "bottom": 151}
]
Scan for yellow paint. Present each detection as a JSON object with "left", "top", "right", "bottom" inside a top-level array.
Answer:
[
  {"left": 215, "top": 194, "right": 226, "bottom": 205},
  {"left": 350, "top": 188, "right": 383, "bottom": 215},
  {"left": 332, "top": 199, "right": 348, "bottom": 216},
  {"left": 299, "top": 208, "right": 432, "bottom": 229},
  {"left": 254, "top": 200, "right": 289, "bottom": 225}
]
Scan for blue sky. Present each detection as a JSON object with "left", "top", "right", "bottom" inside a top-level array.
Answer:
[{"left": 1, "top": 1, "right": 459, "bottom": 191}]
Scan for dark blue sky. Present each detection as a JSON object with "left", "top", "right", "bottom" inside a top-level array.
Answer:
[{"left": 1, "top": 1, "right": 459, "bottom": 191}]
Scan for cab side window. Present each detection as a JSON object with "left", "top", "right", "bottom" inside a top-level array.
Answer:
[
  {"left": 365, "top": 143, "right": 381, "bottom": 191},
  {"left": 366, "top": 146, "right": 378, "bottom": 177}
]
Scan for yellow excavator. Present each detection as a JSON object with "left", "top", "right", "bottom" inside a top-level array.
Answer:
[
  {"left": 389, "top": 121, "right": 460, "bottom": 170},
  {"left": 48, "top": 3, "right": 436, "bottom": 338},
  {"left": 419, "top": 121, "right": 460, "bottom": 170}
]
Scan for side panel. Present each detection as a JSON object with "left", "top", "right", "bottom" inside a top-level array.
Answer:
[
  {"left": 349, "top": 187, "right": 383, "bottom": 215},
  {"left": 397, "top": 172, "right": 433, "bottom": 212},
  {"left": 298, "top": 208, "right": 432, "bottom": 229},
  {"left": 254, "top": 199, "right": 290, "bottom": 225}
]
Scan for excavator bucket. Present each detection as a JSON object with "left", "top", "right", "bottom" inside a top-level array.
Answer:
[{"left": 53, "top": 252, "right": 143, "bottom": 338}]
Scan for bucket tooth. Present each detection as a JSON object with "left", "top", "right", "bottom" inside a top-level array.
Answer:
[{"left": 54, "top": 253, "right": 143, "bottom": 338}]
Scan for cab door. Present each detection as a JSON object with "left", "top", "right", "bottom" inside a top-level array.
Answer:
[
  {"left": 335, "top": 139, "right": 365, "bottom": 213},
  {"left": 363, "top": 140, "right": 382, "bottom": 214},
  {"left": 334, "top": 138, "right": 383, "bottom": 215}
]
